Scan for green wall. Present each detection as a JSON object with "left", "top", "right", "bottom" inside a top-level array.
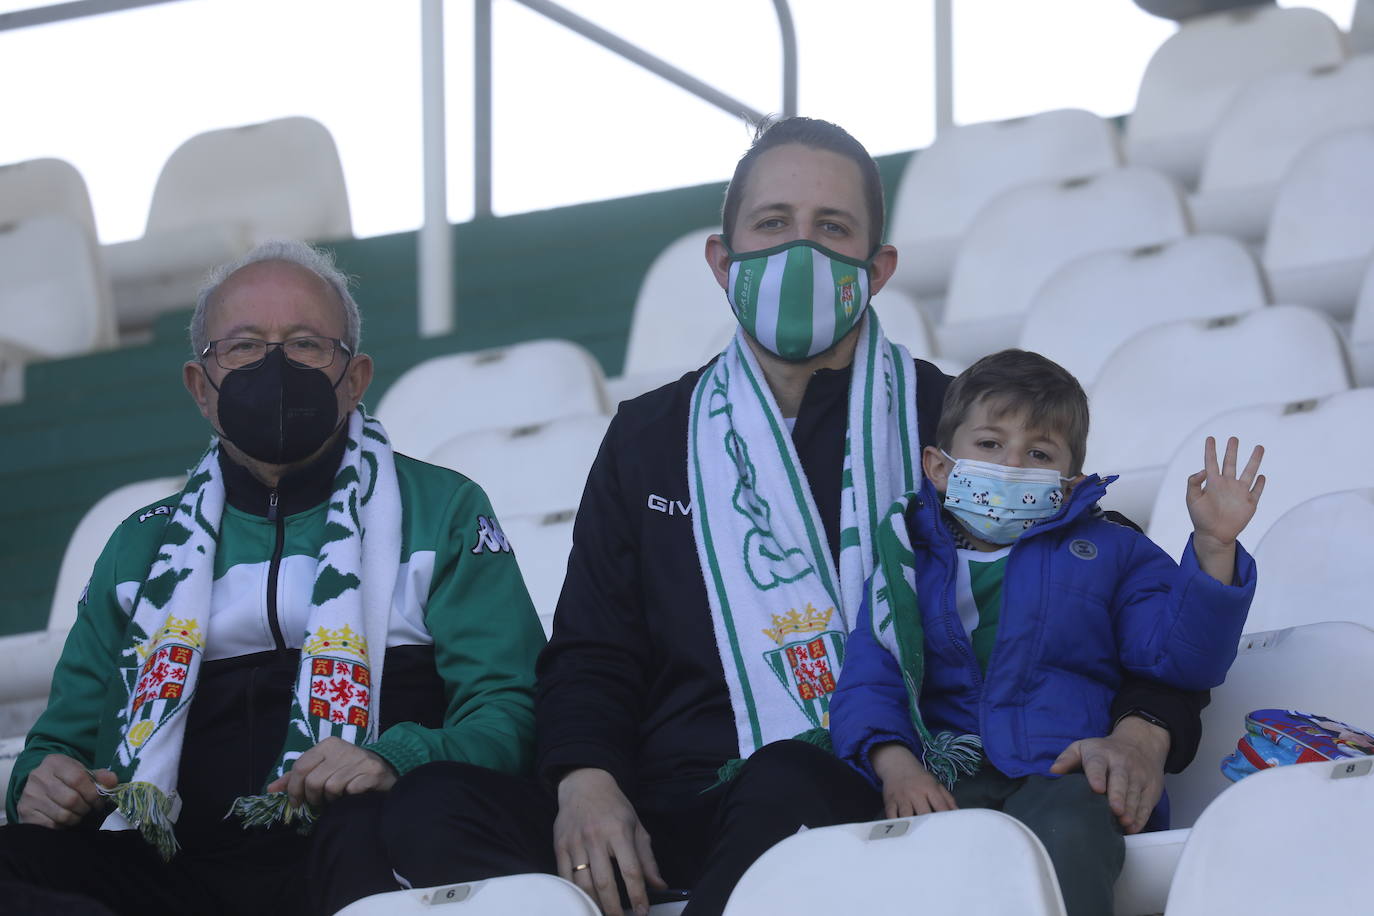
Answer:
[{"left": 0, "top": 150, "right": 913, "bottom": 636}]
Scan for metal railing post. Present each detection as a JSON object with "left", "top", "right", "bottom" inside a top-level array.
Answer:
[
  {"left": 475, "top": 0, "right": 493, "bottom": 219},
  {"left": 773, "top": 0, "right": 797, "bottom": 117},
  {"left": 934, "top": 0, "right": 954, "bottom": 134},
  {"left": 419, "top": 0, "right": 454, "bottom": 337}
]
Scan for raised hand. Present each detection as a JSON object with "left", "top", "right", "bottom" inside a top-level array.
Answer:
[{"left": 1186, "top": 436, "right": 1265, "bottom": 585}]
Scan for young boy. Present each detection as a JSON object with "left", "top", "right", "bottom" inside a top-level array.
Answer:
[{"left": 829, "top": 349, "right": 1265, "bottom": 916}]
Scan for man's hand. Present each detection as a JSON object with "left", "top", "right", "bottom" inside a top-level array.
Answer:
[
  {"left": 1186, "top": 436, "right": 1265, "bottom": 585},
  {"left": 17, "top": 754, "right": 116, "bottom": 828},
  {"left": 870, "top": 742, "right": 957, "bottom": 819},
  {"left": 265, "top": 737, "right": 397, "bottom": 809},
  {"left": 553, "top": 767, "right": 665, "bottom": 916},
  {"left": 1050, "top": 715, "right": 1171, "bottom": 834}
]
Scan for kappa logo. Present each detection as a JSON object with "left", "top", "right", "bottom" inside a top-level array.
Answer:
[
  {"left": 1069, "top": 539, "right": 1098, "bottom": 560},
  {"left": 471, "top": 515, "right": 513, "bottom": 555},
  {"left": 138, "top": 505, "right": 176, "bottom": 523},
  {"left": 647, "top": 494, "right": 691, "bottom": 516}
]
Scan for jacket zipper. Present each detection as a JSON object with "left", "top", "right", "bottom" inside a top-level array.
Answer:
[{"left": 266, "top": 489, "right": 287, "bottom": 653}]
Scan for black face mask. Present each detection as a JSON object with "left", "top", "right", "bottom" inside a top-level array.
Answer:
[{"left": 209, "top": 348, "right": 345, "bottom": 465}]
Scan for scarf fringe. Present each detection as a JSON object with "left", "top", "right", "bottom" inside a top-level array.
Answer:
[
  {"left": 921, "top": 731, "right": 984, "bottom": 789},
  {"left": 227, "top": 792, "right": 318, "bottom": 833},
  {"left": 98, "top": 780, "right": 180, "bottom": 861}
]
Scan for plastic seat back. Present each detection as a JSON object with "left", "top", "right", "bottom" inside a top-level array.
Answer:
[
  {"left": 1350, "top": 258, "right": 1374, "bottom": 386},
  {"left": 0, "top": 214, "right": 116, "bottom": 357},
  {"left": 1248, "top": 489, "right": 1374, "bottom": 633},
  {"left": 1089, "top": 306, "right": 1349, "bottom": 525},
  {"left": 889, "top": 109, "right": 1121, "bottom": 298},
  {"left": 1146, "top": 388, "right": 1374, "bottom": 562},
  {"left": 943, "top": 168, "right": 1188, "bottom": 329},
  {"left": 1264, "top": 127, "right": 1374, "bottom": 317},
  {"left": 427, "top": 414, "right": 610, "bottom": 519},
  {"left": 1167, "top": 757, "right": 1374, "bottom": 914},
  {"left": 0, "top": 157, "right": 98, "bottom": 237},
  {"left": 335, "top": 874, "right": 599, "bottom": 915},
  {"left": 501, "top": 509, "right": 577, "bottom": 636},
  {"left": 622, "top": 227, "right": 734, "bottom": 378},
  {"left": 1020, "top": 235, "right": 1267, "bottom": 387},
  {"left": 1125, "top": 5, "right": 1344, "bottom": 186},
  {"left": 1164, "top": 621, "right": 1374, "bottom": 830},
  {"left": 1193, "top": 55, "right": 1374, "bottom": 239},
  {"left": 724, "top": 809, "right": 1066, "bottom": 915},
  {"left": 375, "top": 339, "right": 610, "bottom": 459},
  {"left": 146, "top": 116, "right": 351, "bottom": 241}
]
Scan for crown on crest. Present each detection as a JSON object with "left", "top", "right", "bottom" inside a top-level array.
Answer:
[
  {"left": 155, "top": 616, "right": 203, "bottom": 650},
  {"left": 762, "top": 603, "right": 834, "bottom": 645},
  {"left": 303, "top": 624, "right": 368, "bottom": 659}
]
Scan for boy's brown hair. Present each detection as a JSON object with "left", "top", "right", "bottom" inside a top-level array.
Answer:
[{"left": 936, "top": 349, "right": 1091, "bottom": 475}]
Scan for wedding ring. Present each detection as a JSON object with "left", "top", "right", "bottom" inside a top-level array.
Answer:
[{"left": 573, "top": 863, "right": 590, "bottom": 872}]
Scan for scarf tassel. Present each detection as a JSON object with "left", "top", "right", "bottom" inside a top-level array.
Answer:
[
  {"left": 97, "top": 781, "right": 180, "bottom": 862},
  {"left": 227, "top": 792, "right": 318, "bottom": 833},
  {"left": 921, "top": 731, "right": 984, "bottom": 790}
]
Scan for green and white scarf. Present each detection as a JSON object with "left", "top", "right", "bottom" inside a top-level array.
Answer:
[
  {"left": 688, "top": 311, "right": 920, "bottom": 759},
  {"left": 99, "top": 408, "right": 400, "bottom": 858},
  {"left": 869, "top": 494, "right": 983, "bottom": 788}
]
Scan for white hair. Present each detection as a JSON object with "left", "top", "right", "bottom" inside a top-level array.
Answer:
[{"left": 189, "top": 239, "right": 362, "bottom": 357}]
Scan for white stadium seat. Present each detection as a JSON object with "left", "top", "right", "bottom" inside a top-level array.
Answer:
[
  {"left": 1125, "top": 5, "right": 1345, "bottom": 187},
  {"left": 939, "top": 168, "right": 1188, "bottom": 364},
  {"left": 724, "top": 809, "right": 1066, "bottom": 916},
  {"left": 1191, "top": 55, "right": 1374, "bottom": 241},
  {"left": 105, "top": 116, "right": 352, "bottom": 328},
  {"left": 1263, "top": 128, "right": 1374, "bottom": 318},
  {"left": 888, "top": 109, "right": 1121, "bottom": 301},
  {"left": 0, "top": 156, "right": 99, "bottom": 237},
  {"left": 1089, "top": 306, "right": 1350, "bottom": 527},
  {"left": 335, "top": 873, "right": 598, "bottom": 915},
  {"left": 427, "top": 414, "right": 609, "bottom": 520},
  {"left": 0, "top": 476, "right": 184, "bottom": 742},
  {"left": 501, "top": 509, "right": 577, "bottom": 636},
  {"left": 1165, "top": 621, "right": 1374, "bottom": 830},
  {"left": 0, "top": 735, "right": 24, "bottom": 824},
  {"left": 1349, "top": 257, "right": 1374, "bottom": 386},
  {"left": 1166, "top": 759, "right": 1374, "bottom": 915},
  {"left": 375, "top": 339, "right": 610, "bottom": 460},
  {"left": 1146, "top": 388, "right": 1374, "bottom": 563},
  {"left": 1248, "top": 489, "right": 1374, "bottom": 633},
  {"left": 1353, "top": 0, "right": 1374, "bottom": 54},
  {"left": 0, "top": 214, "right": 117, "bottom": 401},
  {"left": 1020, "top": 235, "right": 1268, "bottom": 388}
]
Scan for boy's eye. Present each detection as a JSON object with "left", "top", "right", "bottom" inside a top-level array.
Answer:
[
  {"left": 976, "top": 440, "right": 1000, "bottom": 450},
  {"left": 1030, "top": 449, "right": 1051, "bottom": 462}
]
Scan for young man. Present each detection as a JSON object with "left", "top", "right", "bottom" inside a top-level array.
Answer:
[
  {"left": 830, "top": 349, "right": 1264, "bottom": 915},
  {"left": 0, "top": 241, "right": 545, "bottom": 916},
  {"left": 341, "top": 119, "right": 1208, "bottom": 916}
]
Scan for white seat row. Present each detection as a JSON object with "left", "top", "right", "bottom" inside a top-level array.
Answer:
[{"left": 344, "top": 622, "right": 1374, "bottom": 914}]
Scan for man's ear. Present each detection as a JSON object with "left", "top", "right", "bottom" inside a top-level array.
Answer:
[
  {"left": 340, "top": 353, "right": 374, "bottom": 412},
  {"left": 705, "top": 233, "right": 732, "bottom": 292},
  {"left": 183, "top": 361, "right": 214, "bottom": 422},
  {"left": 922, "top": 445, "right": 951, "bottom": 491},
  {"left": 867, "top": 244, "right": 899, "bottom": 298}
]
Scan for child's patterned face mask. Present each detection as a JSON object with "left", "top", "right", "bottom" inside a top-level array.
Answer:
[{"left": 940, "top": 452, "right": 1069, "bottom": 545}]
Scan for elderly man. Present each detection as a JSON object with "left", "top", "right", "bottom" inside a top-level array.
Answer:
[
  {"left": 0, "top": 240, "right": 545, "bottom": 915},
  {"left": 331, "top": 118, "right": 1208, "bottom": 916}
]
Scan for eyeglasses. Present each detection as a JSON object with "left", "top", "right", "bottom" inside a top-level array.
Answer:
[{"left": 201, "top": 337, "right": 352, "bottom": 371}]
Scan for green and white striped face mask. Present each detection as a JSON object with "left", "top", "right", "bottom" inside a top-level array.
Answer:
[{"left": 725, "top": 239, "right": 874, "bottom": 362}]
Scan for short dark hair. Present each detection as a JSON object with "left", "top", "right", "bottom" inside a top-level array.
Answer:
[
  {"left": 720, "top": 116, "right": 885, "bottom": 253},
  {"left": 936, "top": 349, "right": 1090, "bottom": 475}
]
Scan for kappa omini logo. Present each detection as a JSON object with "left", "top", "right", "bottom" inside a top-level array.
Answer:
[{"left": 472, "top": 515, "right": 513, "bottom": 554}]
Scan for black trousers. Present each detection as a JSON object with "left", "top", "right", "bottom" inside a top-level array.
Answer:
[
  {"left": 312, "top": 739, "right": 882, "bottom": 916},
  {"left": 0, "top": 818, "right": 311, "bottom": 916}
]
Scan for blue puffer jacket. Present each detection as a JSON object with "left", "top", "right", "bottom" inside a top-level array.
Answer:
[{"left": 830, "top": 474, "right": 1255, "bottom": 798}]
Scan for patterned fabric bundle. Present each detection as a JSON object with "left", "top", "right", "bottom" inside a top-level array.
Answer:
[
  {"left": 867, "top": 493, "right": 984, "bottom": 788},
  {"left": 98, "top": 408, "right": 400, "bottom": 858},
  {"left": 1221, "top": 708, "right": 1374, "bottom": 782},
  {"left": 687, "top": 311, "right": 919, "bottom": 761}
]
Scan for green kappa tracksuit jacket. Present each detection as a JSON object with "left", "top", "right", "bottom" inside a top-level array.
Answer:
[{"left": 6, "top": 444, "right": 546, "bottom": 837}]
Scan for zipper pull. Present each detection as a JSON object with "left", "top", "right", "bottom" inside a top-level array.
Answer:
[{"left": 268, "top": 489, "right": 279, "bottom": 522}]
